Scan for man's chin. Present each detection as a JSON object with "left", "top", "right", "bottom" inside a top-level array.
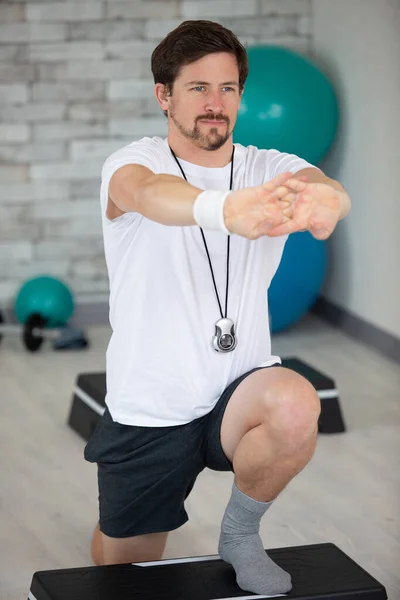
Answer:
[{"left": 203, "top": 138, "right": 229, "bottom": 151}]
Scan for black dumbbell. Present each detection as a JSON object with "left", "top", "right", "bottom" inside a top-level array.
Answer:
[{"left": 0, "top": 312, "right": 88, "bottom": 352}]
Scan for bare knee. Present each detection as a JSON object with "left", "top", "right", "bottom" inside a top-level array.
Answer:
[{"left": 263, "top": 369, "right": 321, "bottom": 453}]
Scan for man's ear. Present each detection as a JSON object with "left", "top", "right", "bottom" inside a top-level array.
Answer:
[{"left": 154, "top": 83, "right": 171, "bottom": 112}]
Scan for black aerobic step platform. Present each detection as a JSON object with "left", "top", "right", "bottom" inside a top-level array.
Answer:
[
  {"left": 28, "top": 543, "right": 387, "bottom": 600},
  {"left": 68, "top": 357, "right": 346, "bottom": 442}
]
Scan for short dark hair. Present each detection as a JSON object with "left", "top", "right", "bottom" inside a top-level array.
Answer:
[{"left": 151, "top": 20, "right": 248, "bottom": 116}]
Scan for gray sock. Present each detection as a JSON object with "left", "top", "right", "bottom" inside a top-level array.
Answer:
[{"left": 218, "top": 483, "right": 292, "bottom": 596}]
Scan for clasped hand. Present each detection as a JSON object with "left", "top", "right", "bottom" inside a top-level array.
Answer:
[{"left": 267, "top": 173, "right": 347, "bottom": 240}]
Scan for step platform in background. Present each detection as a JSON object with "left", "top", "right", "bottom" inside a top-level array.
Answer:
[
  {"left": 68, "top": 358, "right": 346, "bottom": 442},
  {"left": 28, "top": 543, "right": 386, "bottom": 600}
]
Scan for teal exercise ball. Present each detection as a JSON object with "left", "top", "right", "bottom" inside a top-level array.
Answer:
[
  {"left": 235, "top": 46, "right": 339, "bottom": 164},
  {"left": 15, "top": 276, "right": 75, "bottom": 327},
  {"left": 268, "top": 232, "right": 327, "bottom": 333}
]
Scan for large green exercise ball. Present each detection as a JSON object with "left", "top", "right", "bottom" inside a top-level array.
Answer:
[
  {"left": 234, "top": 45, "right": 339, "bottom": 163},
  {"left": 15, "top": 276, "right": 75, "bottom": 327},
  {"left": 268, "top": 232, "right": 327, "bottom": 333}
]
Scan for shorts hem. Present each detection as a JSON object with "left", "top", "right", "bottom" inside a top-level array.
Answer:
[{"left": 99, "top": 516, "right": 189, "bottom": 539}]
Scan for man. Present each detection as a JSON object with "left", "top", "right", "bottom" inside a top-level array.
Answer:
[{"left": 84, "top": 20, "right": 351, "bottom": 596}]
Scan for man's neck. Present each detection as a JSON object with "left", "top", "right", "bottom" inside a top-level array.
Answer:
[{"left": 167, "top": 133, "right": 234, "bottom": 168}]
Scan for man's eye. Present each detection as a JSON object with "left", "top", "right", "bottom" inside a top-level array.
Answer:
[{"left": 191, "top": 86, "right": 235, "bottom": 92}]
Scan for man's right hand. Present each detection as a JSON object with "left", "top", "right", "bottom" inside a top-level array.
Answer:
[{"left": 224, "top": 172, "right": 296, "bottom": 240}]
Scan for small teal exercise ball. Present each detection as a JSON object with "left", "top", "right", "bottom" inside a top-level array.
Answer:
[
  {"left": 268, "top": 232, "right": 327, "bottom": 333},
  {"left": 234, "top": 45, "right": 339, "bottom": 164},
  {"left": 15, "top": 276, "right": 75, "bottom": 327}
]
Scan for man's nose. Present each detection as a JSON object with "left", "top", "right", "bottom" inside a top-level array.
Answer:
[{"left": 204, "top": 91, "right": 224, "bottom": 113}]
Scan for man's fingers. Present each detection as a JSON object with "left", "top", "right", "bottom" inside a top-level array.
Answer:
[
  {"left": 262, "top": 172, "right": 293, "bottom": 192},
  {"left": 309, "top": 226, "right": 330, "bottom": 240},
  {"left": 267, "top": 210, "right": 309, "bottom": 236},
  {"left": 260, "top": 185, "right": 298, "bottom": 204},
  {"left": 257, "top": 216, "right": 289, "bottom": 237},
  {"left": 282, "top": 205, "right": 293, "bottom": 218},
  {"left": 279, "top": 192, "right": 297, "bottom": 205},
  {"left": 283, "top": 178, "right": 309, "bottom": 192},
  {"left": 267, "top": 184, "right": 293, "bottom": 200},
  {"left": 267, "top": 220, "right": 298, "bottom": 237}
]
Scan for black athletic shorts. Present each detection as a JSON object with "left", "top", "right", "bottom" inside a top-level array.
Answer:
[{"left": 84, "top": 365, "right": 279, "bottom": 538}]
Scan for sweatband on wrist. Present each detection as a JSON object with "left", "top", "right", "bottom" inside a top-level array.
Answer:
[{"left": 192, "top": 190, "right": 231, "bottom": 234}]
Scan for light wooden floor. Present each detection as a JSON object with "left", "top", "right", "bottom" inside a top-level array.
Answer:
[{"left": 1, "top": 315, "right": 399, "bottom": 600}]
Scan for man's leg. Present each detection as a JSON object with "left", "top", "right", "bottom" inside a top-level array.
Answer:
[
  {"left": 219, "top": 366, "right": 321, "bottom": 595},
  {"left": 91, "top": 522, "right": 169, "bottom": 565},
  {"left": 84, "top": 408, "right": 204, "bottom": 568},
  {"left": 91, "top": 523, "right": 103, "bottom": 565}
]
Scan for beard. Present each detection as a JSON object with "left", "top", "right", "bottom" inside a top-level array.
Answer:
[{"left": 169, "top": 108, "right": 231, "bottom": 151}]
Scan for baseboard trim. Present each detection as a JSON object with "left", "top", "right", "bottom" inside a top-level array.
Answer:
[
  {"left": 70, "top": 300, "right": 110, "bottom": 327},
  {"left": 313, "top": 297, "right": 400, "bottom": 364}
]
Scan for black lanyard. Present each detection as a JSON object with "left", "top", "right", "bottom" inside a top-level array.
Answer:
[{"left": 169, "top": 146, "right": 235, "bottom": 321}]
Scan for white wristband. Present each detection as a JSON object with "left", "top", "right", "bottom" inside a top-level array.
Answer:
[{"left": 193, "top": 190, "right": 231, "bottom": 234}]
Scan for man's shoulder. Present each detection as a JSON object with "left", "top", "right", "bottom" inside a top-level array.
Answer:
[
  {"left": 119, "top": 135, "right": 167, "bottom": 156},
  {"left": 235, "top": 143, "right": 281, "bottom": 167},
  {"left": 102, "top": 136, "right": 169, "bottom": 172},
  {"left": 236, "top": 142, "right": 279, "bottom": 157}
]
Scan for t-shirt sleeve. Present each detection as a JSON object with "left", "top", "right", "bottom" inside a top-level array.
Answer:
[
  {"left": 100, "top": 137, "right": 160, "bottom": 220},
  {"left": 266, "top": 149, "right": 321, "bottom": 180}
]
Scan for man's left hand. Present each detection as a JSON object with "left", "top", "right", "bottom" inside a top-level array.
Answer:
[{"left": 268, "top": 177, "right": 350, "bottom": 240}]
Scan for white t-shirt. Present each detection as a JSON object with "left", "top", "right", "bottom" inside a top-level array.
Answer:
[{"left": 100, "top": 136, "right": 317, "bottom": 426}]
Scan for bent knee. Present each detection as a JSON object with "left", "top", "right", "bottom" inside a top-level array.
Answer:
[{"left": 263, "top": 369, "right": 321, "bottom": 446}]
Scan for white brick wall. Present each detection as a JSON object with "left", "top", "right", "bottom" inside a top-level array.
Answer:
[
  {"left": 0, "top": 23, "right": 67, "bottom": 43},
  {"left": 64, "top": 59, "right": 148, "bottom": 81},
  {"left": 26, "top": 2, "right": 103, "bottom": 22},
  {"left": 8, "top": 259, "right": 71, "bottom": 280},
  {"left": 0, "top": 63, "right": 35, "bottom": 83},
  {"left": 32, "top": 122, "right": 106, "bottom": 141},
  {"left": 35, "top": 239, "right": 104, "bottom": 261},
  {"left": 0, "top": 103, "right": 66, "bottom": 121},
  {"left": 108, "top": 79, "right": 155, "bottom": 100},
  {"left": 29, "top": 41, "right": 104, "bottom": 62},
  {"left": 0, "top": 142, "right": 66, "bottom": 163},
  {"left": 0, "top": 4, "right": 25, "bottom": 23},
  {"left": 105, "top": 41, "right": 155, "bottom": 60},
  {"left": 0, "top": 45, "right": 28, "bottom": 62},
  {"left": 145, "top": 19, "right": 183, "bottom": 40},
  {"left": 30, "top": 160, "right": 103, "bottom": 181},
  {"left": 69, "top": 138, "right": 134, "bottom": 160},
  {"left": 0, "top": 123, "right": 30, "bottom": 143},
  {"left": 0, "top": 84, "right": 29, "bottom": 104},
  {"left": 106, "top": 1, "right": 180, "bottom": 20},
  {"left": 260, "top": 0, "right": 311, "bottom": 15},
  {"left": 1, "top": 182, "right": 69, "bottom": 203},
  {"left": 0, "top": 242, "right": 33, "bottom": 263},
  {"left": 0, "top": 0, "right": 313, "bottom": 308},
  {"left": 69, "top": 179, "right": 100, "bottom": 199},
  {"left": 67, "top": 102, "right": 109, "bottom": 121},
  {"left": 32, "top": 198, "right": 99, "bottom": 220},
  {"left": 182, "top": 0, "right": 258, "bottom": 18},
  {"left": 0, "top": 165, "right": 29, "bottom": 183},
  {"left": 32, "top": 82, "right": 105, "bottom": 101},
  {"left": 108, "top": 117, "right": 168, "bottom": 137}
]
